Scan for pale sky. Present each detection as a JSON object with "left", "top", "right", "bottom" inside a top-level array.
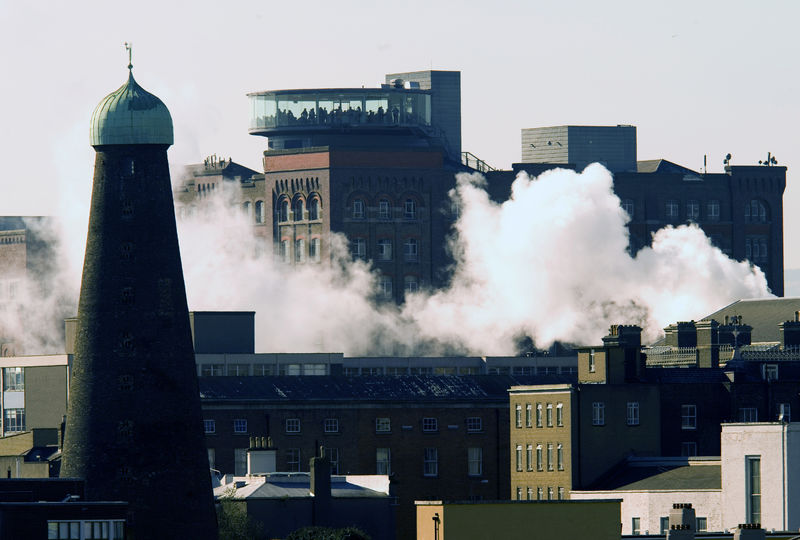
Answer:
[{"left": 1, "top": 0, "right": 798, "bottom": 266}]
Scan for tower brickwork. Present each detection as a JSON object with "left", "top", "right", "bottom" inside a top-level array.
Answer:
[{"left": 61, "top": 67, "right": 217, "bottom": 539}]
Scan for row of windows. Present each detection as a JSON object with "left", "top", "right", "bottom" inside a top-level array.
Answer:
[
  {"left": 515, "top": 402, "right": 564, "bottom": 428},
  {"left": 47, "top": 520, "right": 125, "bottom": 540},
  {"left": 515, "top": 442, "right": 564, "bottom": 472},
  {"left": 622, "top": 198, "right": 769, "bottom": 223},
  {"left": 515, "top": 485, "right": 565, "bottom": 501},
  {"left": 745, "top": 236, "right": 769, "bottom": 261},
  {"left": 350, "top": 237, "right": 420, "bottom": 262},
  {"left": 3, "top": 408, "right": 24, "bottom": 434},
  {"left": 591, "top": 401, "right": 640, "bottom": 426},
  {"left": 268, "top": 446, "right": 483, "bottom": 477},
  {"left": 199, "top": 363, "right": 328, "bottom": 376},
  {"left": 204, "top": 419, "right": 248, "bottom": 434},
  {"left": 351, "top": 198, "right": 418, "bottom": 220},
  {"left": 280, "top": 237, "right": 322, "bottom": 264},
  {"left": 377, "top": 275, "right": 419, "bottom": 299},
  {"left": 277, "top": 197, "right": 322, "bottom": 222}
]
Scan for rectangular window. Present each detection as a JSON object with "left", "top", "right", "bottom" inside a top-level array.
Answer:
[
  {"left": 2, "top": 367, "right": 23, "bottom": 391},
  {"left": 589, "top": 349, "right": 596, "bottom": 372},
  {"left": 424, "top": 448, "right": 438, "bottom": 476},
  {"left": 739, "top": 408, "right": 758, "bottom": 422},
  {"left": 376, "top": 448, "right": 391, "bottom": 475},
  {"left": 515, "top": 404, "right": 522, "bottom": 428},
  {"left": 403, "top": 238, "right": 418, "bottom": 261},
  {"left": 536, "top": 403, "right": 543, "bottom": 427},
  {"left": 527, "top": 487, "right": 534, "bottom": 500},
  {"left": 666, "top": 200, "right": 679, "bottom": 218},
  {"left": 287, "top": 448, "right": 300, "bottom": 472},
  {"left": 556, "top": 403, "right": 563, "bottom": 426},
  {"left": 526, "top": 444, "right": 533, "bottom": 471},
  {"left": 285, "top": 418, "right": 301, "bottom": 433},
  {"left": 548, "top": 487, "right": 554, "bottom": 500},
  {"left": 295, "top": 239, "right": 305, "bottom": 263},
  {"left": 233, "top": 419, "right": 247, "bottom": 433},
  {"left": 686, "top": 200, "right": 700, "bottom": 220},
  {"left": 696, "top": 517, "right": 707, "bottom": 532},
  {"left": 546, "top": 404, "right": 553, "bottom": 427},
  {"left": 779, "top": 403, "right": 791, "bottom": 422},
  {"left": 466, "top": 417, "right": 482, "bottom": 432},
  {"left": 234, "top": 448, "right": 247, "bottom": 476},
  {"left": 660, "top": 517, "right": 669, "bottom": 534},
  {"left": 763, "top": 364, "right": 779, "bottom": 381},
  {"left": 203, "top": 419, "right": 216, "bottom": 434},
  {"left": 376, "top": 417, "right": 391, "bottom": 433},
  {"left": 254, "top": 364, "right": 273, "bottom": 376},
  {"left": 558, "top": 487, "right": 565, "bottom": 500},
  {"left": 547, "top": 443, "right": 554, "bottom": 471},
  {"left": 324, "top": 418, "right": 339, "bottom": 433},
  {"left": 708, "top": 200, "right": 720, "bottom": 221},
  {"left": 377, "top": 239, "right": 393, "bottom": 261},
  {"left": 557, "top": 443, "right": 564, "bottom": 470},
  {"left": 681, "top": 404, "right": 697, "bottom": 429},
  {"left": 516, "top": 486, "right": 523, "bottom": 500},
  {"left": 378, "top": 276, "right": 392, "bottom": 299},
  {"left": 746, "top": 456, "right": 761, "bottom": 524},
  {"left": 227, "top": 363, "right": 249, "bottom": 376},
  {"left": 525, "top": 403, "right": 532, "bottom": 427},
  {"left": 200, "top": 364, "right": 224, "bottom": 376},
  {"left": 3, "top": 408, "right": 25, "bottom": 434},
  {"left": 681, "top": 441, "right": 697, "bottom": 457},
  {"left": 537, "top": 487, "right": 543, "bottom": 500},
  {"left": 422, "top": 417, "right": 438, "bottom": 432},
  {"left": 536, "top": 445, "right": 543, "bottom": 471},
  {"left": 468, "top": 447, "right": 482, "bottom": 476},
  {"left": 592, "top": 402, "right": 605, "bottom": 426},
  {"left": 627, "top": 402, "right": 640, "bottom": 426},
  {"left": 516, "top": 444, "right": 523, "bottom": 471},
  {"left": 310, "top": 238, "right": 321, "bottom": 262},
  {"left": 351, "top": 238, "right": 366, "bottom": 260},
  {"left": 207, "top": 448, "right": 215, "bottom": 469},
  {"left": 632, "top": 517, "right": 641, "bottom": 535},
  {"left": 326, "top": 447, "right": 339, "bottom": 474}
]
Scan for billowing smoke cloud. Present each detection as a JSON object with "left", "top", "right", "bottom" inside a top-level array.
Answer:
[
  {"left": 0, "top": 218, "right": 79, "bottom": 355},
  {"left": 177, "top": 164, "right": 772, "bottom": 355}
]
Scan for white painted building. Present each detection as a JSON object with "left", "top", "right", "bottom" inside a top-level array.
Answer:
[
  {"left": 571, "top": 422, "right": 800, "bottom": 534},
  {"left": 720, "top": 422, "right": 800, "bottom": 532}
]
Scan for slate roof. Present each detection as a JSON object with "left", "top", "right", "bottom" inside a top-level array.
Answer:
[
  {"left": 199, "top": 374, "right": 574, "bottom": 403},
  {"left": 636, "top": 159, "right": 699, "bottom": 175},
  {"left": 588, "top": 461, "right": 721, "bottom": 491},
  {"left": 703, "top": 298, "right": 800, "bottom": 343}
]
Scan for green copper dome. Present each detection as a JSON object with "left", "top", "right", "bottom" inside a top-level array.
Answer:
[{"left": 89, "top": 71, "right": 173, "bottom": 146}]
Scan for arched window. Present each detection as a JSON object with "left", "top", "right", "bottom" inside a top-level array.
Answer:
[
  {"left": 278, "top": 199, "right": 289, "bottom": 222},
  {"left": 404, "top": 199, "right": 417, "bottom": 220},
  {"left": 352, "top": 199, "right": 365, "bottom": 219},
  {"left": 293, "top": 198, "right": 304, "bottom": 221},
  {"left": 379, "top": 198, "right": 391, "bottom": 219},
  {"left": 242, "top": 201, "right": 252, "bottom": 219},
  {"left": 280, "top": 240, "right": 289, "bottom": 263},
  {"left": 308, "top": 198, "right": 320, "bottom": 220},
  {"left": 310, "top": 238, "right": 321, "bottom": 262},
  {"left": 746, "top": 200, "right": 767, "bottom": 223},
  {"left": 295, "top": 239, "right": 305, "bottom": 263},
  {"left": 255, "top": 201, "right": 265, "bottom": 224}
]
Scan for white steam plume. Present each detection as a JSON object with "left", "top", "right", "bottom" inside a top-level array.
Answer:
[{"left": 177, "top": 164, "right": 772, "bottom": 355}]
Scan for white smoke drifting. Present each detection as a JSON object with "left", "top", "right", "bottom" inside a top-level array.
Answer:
[{"left": 177, "top": 164, "right": 772, "bottom": 356}]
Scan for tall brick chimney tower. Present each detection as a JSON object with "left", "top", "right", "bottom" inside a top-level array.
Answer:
[{"left": 61, "top": 52, "right": 217, "bottom": 539}]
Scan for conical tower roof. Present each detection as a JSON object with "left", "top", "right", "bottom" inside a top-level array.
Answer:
[{"left": 89, "top": 70, "right": 173, "bottom": 146}]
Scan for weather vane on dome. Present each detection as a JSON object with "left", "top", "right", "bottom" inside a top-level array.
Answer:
[{"left": 124, "top": 42, "right": 133, "bottom": 72}]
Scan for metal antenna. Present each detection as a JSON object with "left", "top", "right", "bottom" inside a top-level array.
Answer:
[{"left": 124, "top": 42, "right": 133, "bottom": 71}]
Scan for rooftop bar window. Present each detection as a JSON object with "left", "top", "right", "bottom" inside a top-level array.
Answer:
[{"left": 248, "top": 89, "right": 431, "bottom": 131}]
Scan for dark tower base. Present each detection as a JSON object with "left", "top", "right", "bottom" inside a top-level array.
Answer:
[{"left": 62, "top": 145, "right": 217, "bottom": 539}]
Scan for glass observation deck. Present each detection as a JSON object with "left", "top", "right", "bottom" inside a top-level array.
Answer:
[{"left": 248, "top": 88, "right": 432, "bottom": 135}]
